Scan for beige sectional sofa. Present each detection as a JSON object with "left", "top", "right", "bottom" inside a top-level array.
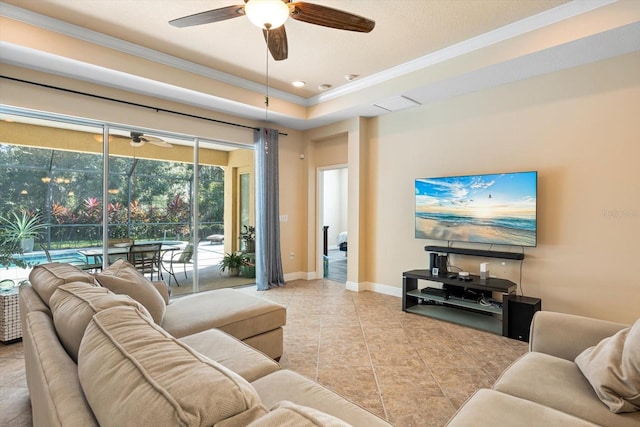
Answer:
[
  {"left": 20, "top": 262, "right": 391, "bottom": 427},
  {"left": 447, "top": 311, "right": 639, "bottom": 427}
]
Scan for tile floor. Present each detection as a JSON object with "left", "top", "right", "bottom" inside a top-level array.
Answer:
[{"left": 0, "top": 278, "right": 528, "bottom": 427}]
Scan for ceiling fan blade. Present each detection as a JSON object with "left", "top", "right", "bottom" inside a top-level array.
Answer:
[
  {"left": 129, "top": 139, "right": 145, "bottom": 148},
  {"left": 145, "top": 138, "right": 173, "bottom": 148},
  {"left": 290, "top": 2, "right": 375, "bottom": 33},
  {"left": 128, "top": 132, "right": 172, "bottom": 148},
  {"left": 169, "top": 5, "right": 245, "bottom": 28},
  {"left": 262, "top": 26, "right": 288, "bottom": 61},
  {"left": 92, "top": 134, "right": 129, "bottom": 143}
]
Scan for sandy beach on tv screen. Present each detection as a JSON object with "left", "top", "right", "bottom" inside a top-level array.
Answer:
[{"left": 416, "top": 217, "right": 535, "bottom": 246}]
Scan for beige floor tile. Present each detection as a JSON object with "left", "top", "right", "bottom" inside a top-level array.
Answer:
[
  {"left": 317, "top": 365, "right": 379, "bottom": 395},
  {"left": 375, "top": 365, "right": 444, "bottom": 398},
  {"left": 415, "top": 342, "right": 483, "bottom": 370},
  {"left": 384, "top": 395, "right": 455, "bottom": 427},
  {"left": 0, "top": 387, "right": 32, "bottom": 427},
  {"left": 431, "top": 367, "right": 496, "bottom": 406}
]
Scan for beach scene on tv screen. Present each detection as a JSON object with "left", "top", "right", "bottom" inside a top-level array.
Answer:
[{"left": 415, "top": 172, "right": 537, "bottom": 246}]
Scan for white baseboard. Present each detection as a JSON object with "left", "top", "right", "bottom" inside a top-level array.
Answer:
[
  {"left": 346, "top": 280, "right": 402, "bottom": 298},
  {"left": 283, "top": 273, "right": 401, "bottom": 299},
  {"left": 283, "top": 271, "right": 308, "bottom": 282}
]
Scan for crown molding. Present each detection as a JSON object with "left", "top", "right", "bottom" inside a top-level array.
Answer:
[
  {"left": 1, "top": 1, "right": 617, "bottom": 109},
  {"left": 310, "top": 0, "right": 618, "bottom": 105},
  {"left": 0, "top": 1, "right": 307, "bottom": 106}
]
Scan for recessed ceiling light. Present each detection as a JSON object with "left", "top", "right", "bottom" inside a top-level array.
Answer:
[
  {"left": 292, "top": 81, "right": 306, "bottom": 87},
  {"left": 344, "top": 74, "right": 359, "bottom": 81},
  {"left": 318, "top": 84, "right": 332, "bottom": 91}
]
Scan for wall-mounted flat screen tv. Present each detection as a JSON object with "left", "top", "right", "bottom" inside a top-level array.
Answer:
[{"left": 415, "top": 171, "right": 537, "bottom": 247}]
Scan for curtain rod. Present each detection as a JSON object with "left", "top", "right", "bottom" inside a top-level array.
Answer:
[{"left": 0, "top": 75, "right": 287, "bottom": 136}]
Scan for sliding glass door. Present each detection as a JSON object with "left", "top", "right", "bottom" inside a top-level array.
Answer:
[{"left": 0, "top": 108, "right": 255, "bottom": 294}]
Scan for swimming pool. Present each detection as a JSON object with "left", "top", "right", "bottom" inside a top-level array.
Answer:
[
  {"left": 7, "top": 240, "right": 188, "bottom": 268},
  {"left": 13, "top": 249, "right": 85, "bottom": 267}
]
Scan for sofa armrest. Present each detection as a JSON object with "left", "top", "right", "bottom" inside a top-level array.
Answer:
[{"left": 529, "top": 311, "right": 628, "bottom": 361}]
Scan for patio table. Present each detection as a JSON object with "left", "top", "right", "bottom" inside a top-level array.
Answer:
[
  {"left": 78, "top": 247, "right": 129, "bottom": 265},
  {"left": 78, "top": 244, "right": 180, "bottom": 282}
]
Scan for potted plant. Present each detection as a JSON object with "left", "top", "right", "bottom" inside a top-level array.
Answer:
[
  {"left": 240, "top": 252, "right": 256, "bottom": 279},
  {"left": 0, "top": 211, "right": 47, "bottom": 253},
  {"left": 0, "top": 227, "right": 27, "bottom": 269},
  {"left": 240, "top": 225, "right": 255, "bottom": 254},
  {"left": 219, "top": 252, "right": 248, "bottom": 277}
]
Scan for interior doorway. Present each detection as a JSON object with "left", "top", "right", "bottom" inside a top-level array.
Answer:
[{"left": 319, "top": 166, "right": 348, "bottom": 283}]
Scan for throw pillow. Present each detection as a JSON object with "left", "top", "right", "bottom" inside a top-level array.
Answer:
[
  {"left": 78, "top": 305, "right": 267, "bottom": 427},
  {"left": 28, "top": 263, "right": 95, "bottom": 306},
  {"left": 95, "top": 259, "right": 166, "bottom": 324},
  {"left": 575, "top": 319, "right": 640, "bottom": 413},
  {"left": 49, "top": 282, "right": 152, "bottom": 362}
]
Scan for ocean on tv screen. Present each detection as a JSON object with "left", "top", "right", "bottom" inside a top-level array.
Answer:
[{"left": 415, "top": 171, "right": 537, "bottom": 247}]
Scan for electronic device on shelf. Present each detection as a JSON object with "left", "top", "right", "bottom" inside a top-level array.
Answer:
[
  {"left": 420, "top": 287, "right": 447, "bottom": 298},
  {"left": 414, "top": 171, "right": 537, "bottom": 247},
  {"left": 444, "top": 285, "right": 491, "bottom": 302}
]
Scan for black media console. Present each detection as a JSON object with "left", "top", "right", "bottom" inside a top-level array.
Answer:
[{"left": 402, "top": 269, "right": 517, "bottom": 335}]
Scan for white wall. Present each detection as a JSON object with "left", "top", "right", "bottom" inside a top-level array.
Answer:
[{"left": 322, "top": 168, "right": 348, "bottom": 248}]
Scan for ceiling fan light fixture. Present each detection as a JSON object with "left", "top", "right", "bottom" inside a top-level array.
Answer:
[{"left": 245, "top": 0, "right": 289, "bottom": 30}]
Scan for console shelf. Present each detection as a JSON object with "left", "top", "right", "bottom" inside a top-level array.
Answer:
[
  {"left": 402, "top": 269, "right": 516, "bottom": 335},
  {"left": 406, "top": 289, "right": 503, "bottom": 315},
  {"left": 424, "top": 245, "right": 524, "bottom": 260},
  {"left": 405, "top": 304, "right": 503, "bottom": 335}
]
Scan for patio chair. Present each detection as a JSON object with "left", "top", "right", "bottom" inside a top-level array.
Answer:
[
  {"left": 127, "top": 243, "right": 162, "bottom": 280},
  {"left": 164, "top": 239, "right": 199, "bottom": 286},
  {"left": 40, "top": 245, "right": 101, "bottom": 272},
  {"left": 106, "top": 238, "right": 134, "bottom": 264}
]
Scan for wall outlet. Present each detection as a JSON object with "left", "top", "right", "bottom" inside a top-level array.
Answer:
[{"left": 280, "top": 215, "right": 288, "bottom": 222}]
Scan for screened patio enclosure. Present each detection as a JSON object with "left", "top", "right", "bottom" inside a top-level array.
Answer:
[{"left": 0, "top": 110, "right": 256, "bottom": 293}]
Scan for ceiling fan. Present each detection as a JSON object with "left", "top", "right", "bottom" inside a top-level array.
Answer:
[
  {"left": 93, "top": 132, "right": 173, "bottom": 148},
  {"left": 169, "top": 0, "right": 375, "bottom": 61}
]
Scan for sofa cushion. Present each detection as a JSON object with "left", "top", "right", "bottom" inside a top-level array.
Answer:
[
  {"left": 251, "top": 370, "right": 391, "bottom": 426},
  {"left": 162, "top": 288, "right": 286, "bottom": 340},
  {"left": 179, "top": 328, "right": 281, "bottom": 382},
  {"left": 575, "top": 319, "right": 640, "bottom": 413},
  {"left": 78, "top": 306, "right": 268, "bottom": 427},
  {"left": 446, "top": 389, "right": 599, "bottom": 427},
  {"left": 94, "top": 259, "right": 166, "bottom": 324},
  {"left": 247, "top": 401, "right": 353, "bottom": 427},
  {"left": 28, "top": 263, "right": 95, "bottom": 306},
  {"left": 49, "top": 282, "right": 152, "bottom": 362},
  {"left": 493, "top": 352, "right": 640, "bottom": 427}
]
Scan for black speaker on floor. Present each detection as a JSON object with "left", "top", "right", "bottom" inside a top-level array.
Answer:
[{"left": 506, "top": 296, "right": 541, "bottom": 342}]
